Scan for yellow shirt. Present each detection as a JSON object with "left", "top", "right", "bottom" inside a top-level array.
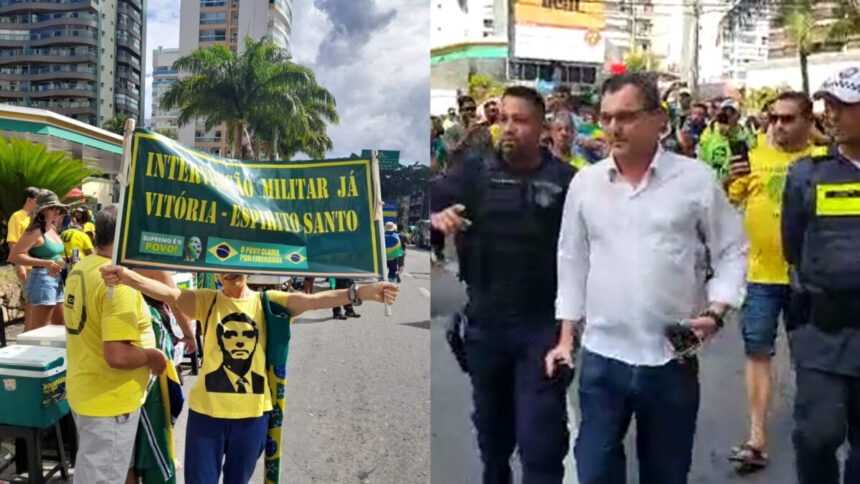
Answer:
[
  {"left": 489, "top": 124, "right": 501, "bottom": 147},
  {"left": 6, "top": 209, "right": 30, "bottom": 244},
  {"left": 728, "top": 137, "right": 826, "bottom": 284},
  {"left": 60, "top": 228, "right": 93, "bottom": 261},
  {"left": 64, "top": 255, "right": 156, "bottom": 417},
  {"left": 83, "top": 221, "right": 95, "bottom": 235},
  {"left": 190, "top": 289, "right": 289, "bottom": 419}
]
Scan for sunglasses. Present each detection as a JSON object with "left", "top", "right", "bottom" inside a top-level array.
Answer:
[{"left": 769, "top": 114, "right": 798, "bottom": 124}]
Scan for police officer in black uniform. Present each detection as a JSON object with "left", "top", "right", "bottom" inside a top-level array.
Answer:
[
  {"left": 782, "top": 66, "right": 860, "bottom": 484},
  {"left": 431, "top": 86, "right": 576, "bottom": 484}
]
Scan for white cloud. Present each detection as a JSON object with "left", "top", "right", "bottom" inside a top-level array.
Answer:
[
  {"left": 293, "top": 0, "right": 429, "bottom": 164},
  {"left": 289, "top": 0, "right": 331, "bottom": 65},
  {"left": 144, "top": 0, "right": 429, "bottom": 164}
]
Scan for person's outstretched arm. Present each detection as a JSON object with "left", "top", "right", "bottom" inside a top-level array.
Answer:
[
  {"left": 101, "top": 265, "right": 196, "bottom": 318},
  {"left": 285, "top": 282, "right": 398, "bottom": 318}
]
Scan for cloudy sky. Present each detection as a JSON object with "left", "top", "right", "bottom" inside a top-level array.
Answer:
[{"left": 144, "top": 0, "right": 429, "bottom": 164}]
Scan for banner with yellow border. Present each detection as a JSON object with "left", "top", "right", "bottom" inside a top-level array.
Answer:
[{"left": 116, "top": 129, "right": 382, "bottom": 277}]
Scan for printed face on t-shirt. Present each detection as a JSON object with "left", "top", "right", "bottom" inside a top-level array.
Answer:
[
  {"left": 222, "top": 320, "right": 257, "bottom": 360},
  {"left": 215, "top": 312, "right": 259, "bottom": 377}
]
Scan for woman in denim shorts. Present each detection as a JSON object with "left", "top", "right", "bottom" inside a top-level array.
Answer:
[{"left": 9, "top": 190, "right": 68, "bottom": 331}]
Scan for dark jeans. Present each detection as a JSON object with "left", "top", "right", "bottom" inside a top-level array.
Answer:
[
  {"left": 793, "top": 366, "right": 860, "bottom": 484},
  {"left": 184, "top": 410, "right": 269, "bottom": 484},
  {"left": 576, "top": 350, "right": 700, "bottom": 484},
  {"left": 466, "top": 323, "right": 571, "bottom": 484}
]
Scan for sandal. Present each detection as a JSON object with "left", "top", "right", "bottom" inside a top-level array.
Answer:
[{"left": 728, "top": 443, "right": 768, "bottom": 473}]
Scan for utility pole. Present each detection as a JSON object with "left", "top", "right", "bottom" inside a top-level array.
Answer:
[
  {"left": 630, "top": 0, "right": 637, "bottom": 52},
  {"left": 691, "top": 0, "right": 701, "bottom": 98}
]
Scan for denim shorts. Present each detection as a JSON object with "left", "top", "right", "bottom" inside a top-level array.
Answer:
[
  {"left": 26, "top": 267, "right": 64, "bottom": 306},
  {"left": 740, "top": 283, "right": 791, "bottom": 356}
]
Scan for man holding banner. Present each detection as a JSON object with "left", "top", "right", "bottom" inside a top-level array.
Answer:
[{"left": 100, "top": 266, "right": 398, "bottom": 482}]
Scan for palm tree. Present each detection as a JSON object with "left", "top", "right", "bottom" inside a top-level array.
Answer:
[
  {"left": 721, "top": 1, "right": 860, "bottom": 94},
  {"left": 153, "top": 128, "right": 178, "bottom": 140},
  {"left": 102, "top": 115, "right": 131, "bottom": 135},
  {"left": 0, "top": 135, "right": 100, "bottom": 232},
  {"left": 162, "top": 37, "right": 338, "bottom": 160}
]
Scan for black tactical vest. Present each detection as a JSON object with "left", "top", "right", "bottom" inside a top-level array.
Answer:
[
  {"left": 799, "top": 155, "right": 860, "bottom": 292},
  {"left": 459, "top": 151, "right": 574, "bottom": 325},
  {"left": 796, "top": 154, "right": 860, "bottom": 330}
]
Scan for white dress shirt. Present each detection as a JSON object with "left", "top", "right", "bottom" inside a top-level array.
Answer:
[{"left": 556, "top": 147, "right": 748, "bottom": 366}]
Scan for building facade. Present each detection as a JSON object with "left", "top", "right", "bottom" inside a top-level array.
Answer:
[
  {"left": 151, "top": 46, "right": 178, "bottom": 135},
  {"left": 176, "top": 0, "right": 291, "bottom": 157},
  {"left": 0, "top": 0, "right": 145, "bottom": 127}
]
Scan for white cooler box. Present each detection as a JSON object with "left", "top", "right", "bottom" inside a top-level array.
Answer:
[{"left": 16, "top": 324, "right": 67, "bottom": 348}]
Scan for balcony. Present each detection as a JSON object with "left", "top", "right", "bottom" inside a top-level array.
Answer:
[
  {"left": 116, "top": 2, "right": 141, "bottom": 22},
  {"left": 116, "top": 50, "right": 140, "bottom": 69},
  {"left": 195, "top": 136, "right": 222, "bottom": 143},
  {"left": 115, "top": 85, "right": 139, "bottom": 98},
  {"left": 3, "top": 98, "right": 96, "bottom": 114},
  {"left": 0, "top": 84, "right": 97, "bottom": 98},
  {"left": 121, "top": 0, "right": 141, "bottom": 13},
  {"left": 115, "top": 67, "right": 139, "bottom": 83},
  {"left": 0, "top": 64, "right": 96, "bottom": 81},
  {"left": 0, "top": 0, "right": 97, "bottom": 14},
  {"left": 0, "top": 27, "right": 98, "bottom": 47},
  {"left": 116, "top": 20, "right": 141, "bottom": 41},
  {"left": 0, "top": 13, "right": 97, "bottom": 30},
  {"left": 0, "top": 47, "right": 96, "bottom": 64},
  {"left": 116, "top": 35, "right": 140, "bottom": 54},
  {"left": 115, "top": 94, "right": 138, "bottom": 110}
]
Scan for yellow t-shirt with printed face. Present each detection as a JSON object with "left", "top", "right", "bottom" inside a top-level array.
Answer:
[
  {"left": 190, "top": 289, "right": 289, "bottom": 419},
  {"left": 63, "top": 255, "right": 156, "bottom": 417},
  {"left": 728, "top": 137, "right": 826, "bottom": 284},
  {"left": 6, "top": 209, "right": 30, "bottom": 244},
  {"left": 60, "top": 229, "right": 93, "bottom": 260}
]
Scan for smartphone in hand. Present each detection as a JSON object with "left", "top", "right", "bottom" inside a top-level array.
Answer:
[{"left": 665, "top": 321, "right": 702, "bottom": 358}]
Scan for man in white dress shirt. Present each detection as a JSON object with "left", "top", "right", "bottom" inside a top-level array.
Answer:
[{"left": 555, "top": 72, "right": 748, "bottom": 484}]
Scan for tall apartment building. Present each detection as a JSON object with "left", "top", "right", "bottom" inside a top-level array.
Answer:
[
  {"left": 719, "top": 16, "right": 769, "bottom": 84},
  {"left": 177, "top": 0, "right": 291, "bottom": 157},
  {"left": 151, "top": 46, "right": 178, "bottom": 134},
  {"left": 431, "top": 0, "right": 506, "bottom": 49},
  {"left": 0, "top": 0, "right": 145, "bottom": 127},
  {"left": 603, "top": 0, "right": 655, "bottom": 58}
]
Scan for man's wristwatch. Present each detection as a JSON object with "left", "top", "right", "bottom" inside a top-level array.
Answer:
[
  {"left": 348, "top": 283, "right": 362, "bottom": 306},
  {"left": 699, "top": 309, "right": 724, "bottom": 330}
]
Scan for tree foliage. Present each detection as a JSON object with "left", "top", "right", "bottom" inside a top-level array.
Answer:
[
  {"left": 379, "top": 163, "right": 430, "bottom": 200},
  {"left": 742, "top": 84, "right": 792, "bottom": 113},
  {"left": 0, "top": 136, "right": 100, "bottom": 260},
  {"left": 162, "top": 37, "right": 338, "bottom": 161},
  {"left": 722, "top": 1, "right": 860, "bottom": 94},
  {"left": 102, "top": 115, "right": 131, "bottom": 135},
  {"left": 153, "top": 128, "right": 178, "bottom": 140},
  {"left": 624, "top": 49, "right": 660, "bottom": 72}
]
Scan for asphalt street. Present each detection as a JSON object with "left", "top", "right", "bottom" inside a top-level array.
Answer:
[
  {"left": 430, "top": 260, "right": 798, "bottom": 484},
  {"left": 169, "top": 248, "right": 431, "bottom": 483}
]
